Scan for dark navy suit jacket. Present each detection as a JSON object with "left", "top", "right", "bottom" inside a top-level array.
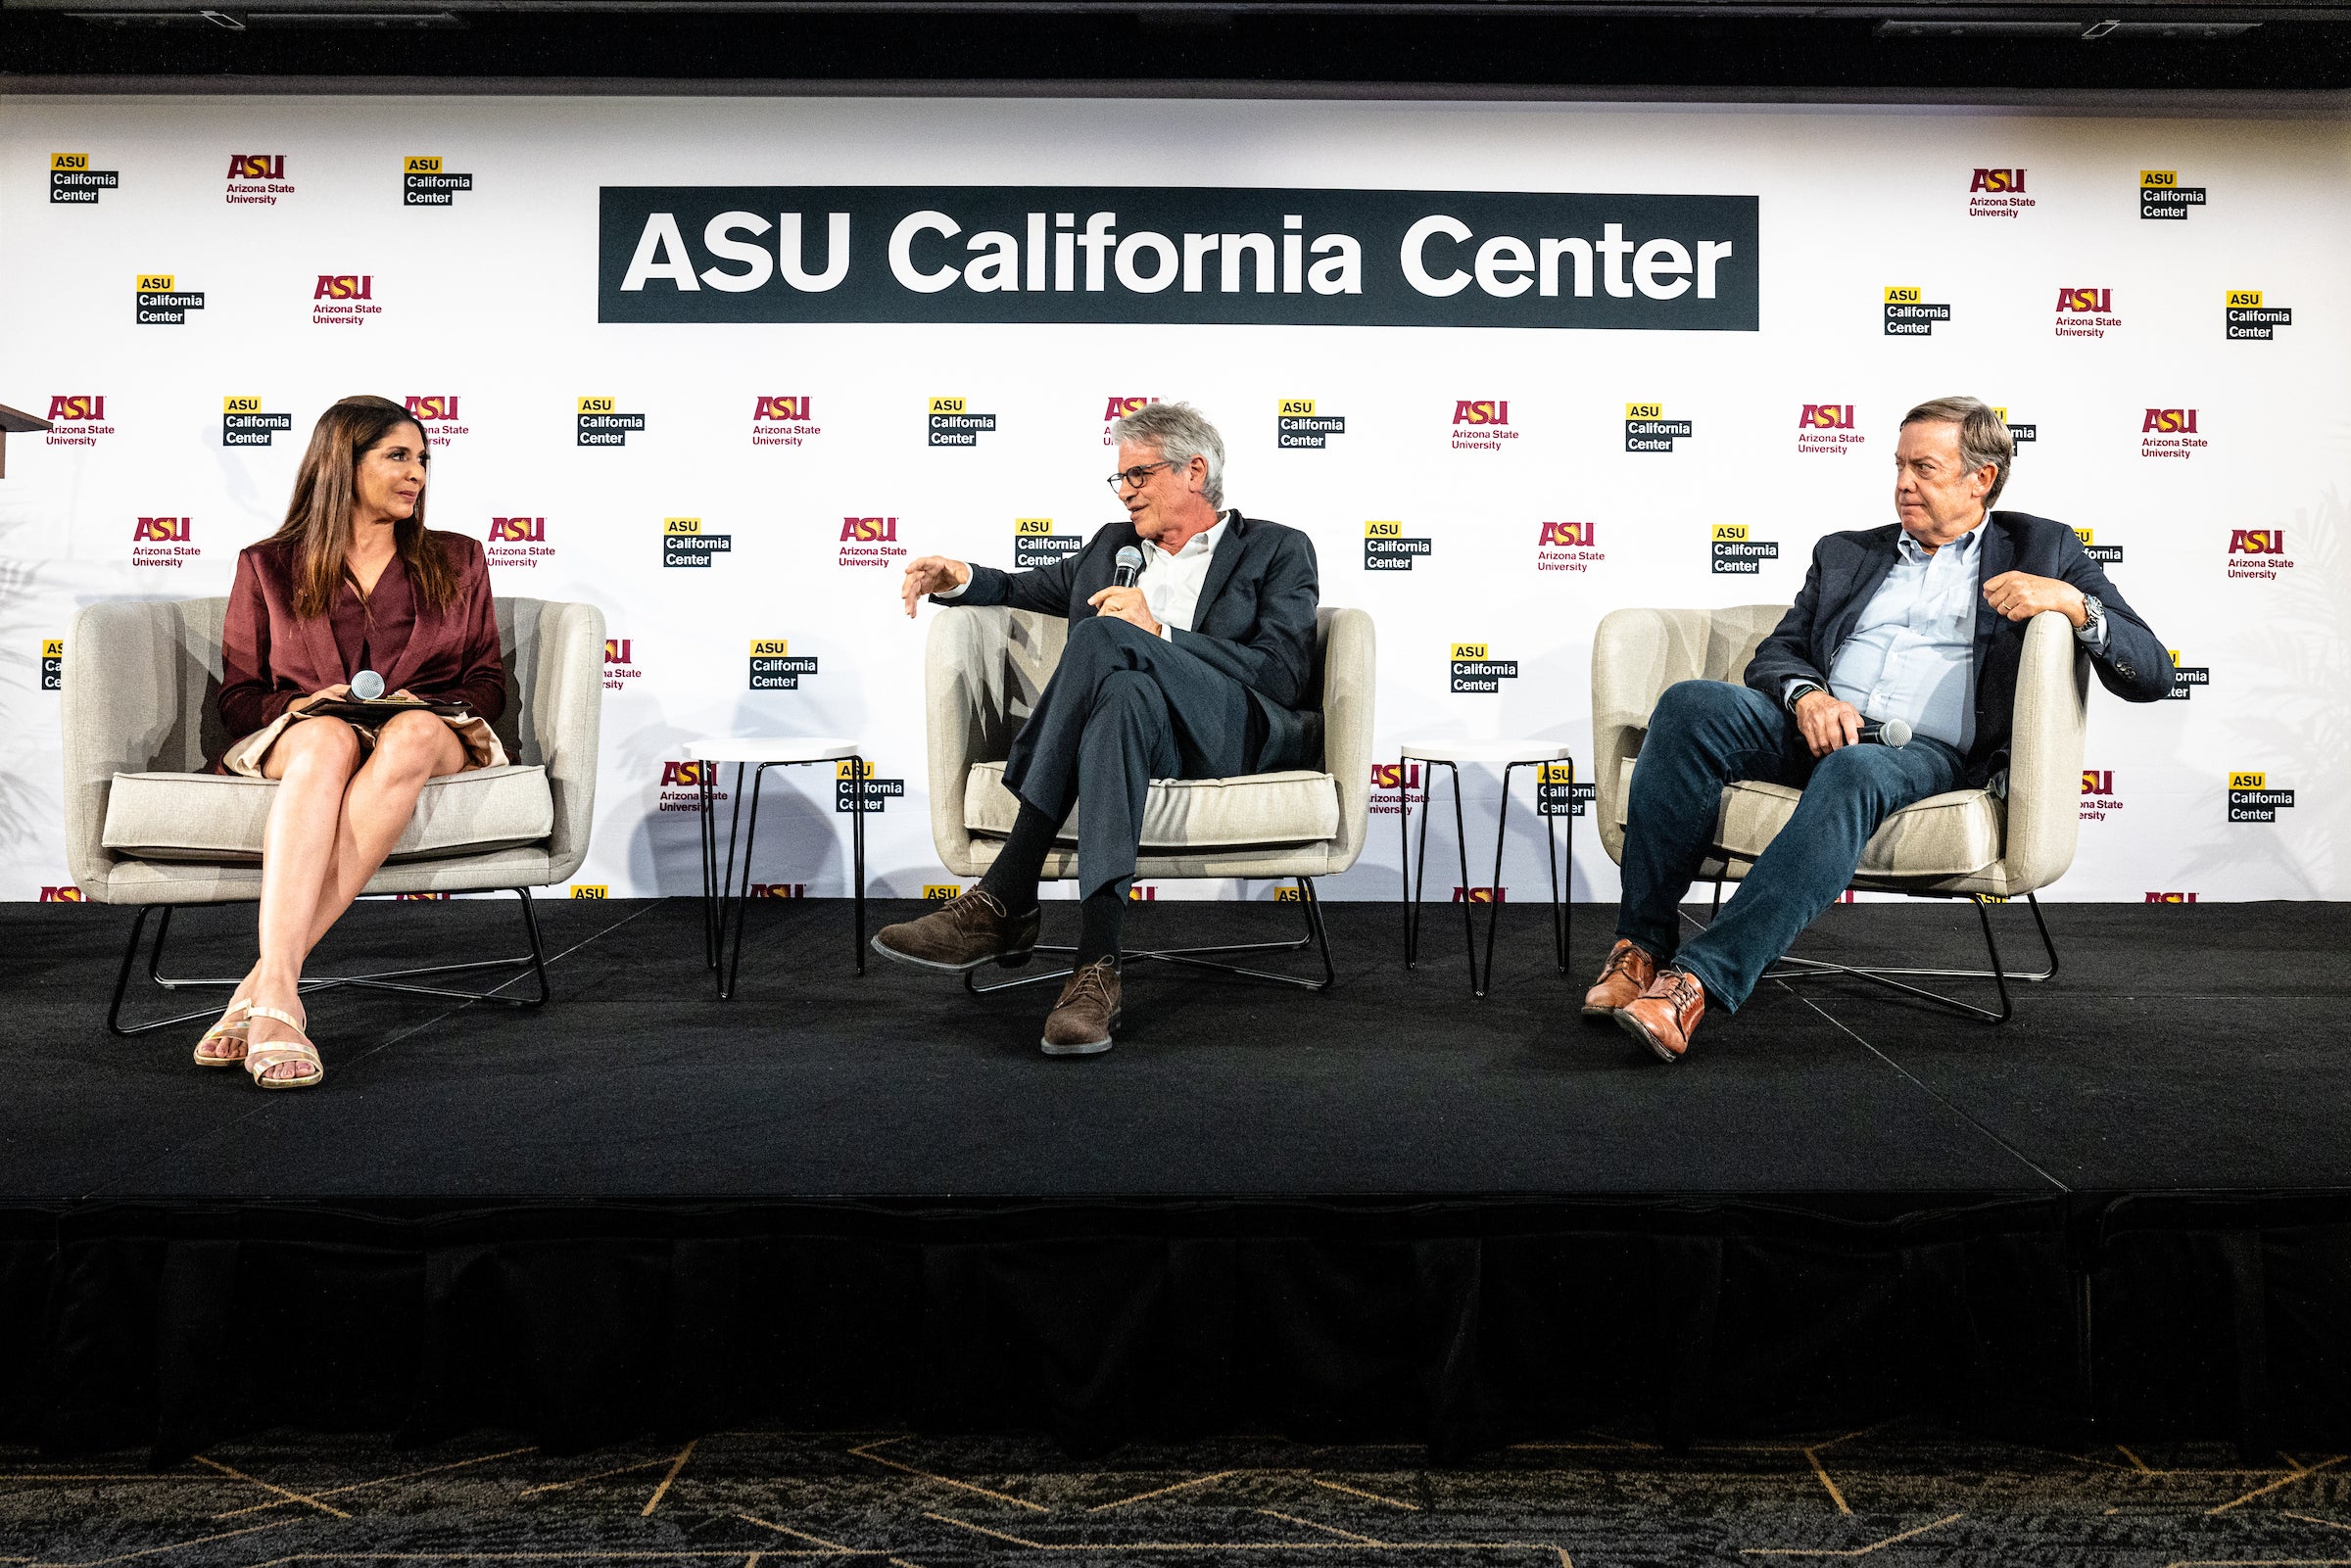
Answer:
[
  {"left": 1744, "top": 509, "right": 2172, "bottom": 787},
  {"left": 943, "top": 511, "right": 1322, "bottom": 771}
]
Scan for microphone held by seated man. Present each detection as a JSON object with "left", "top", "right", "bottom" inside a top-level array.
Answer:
[
  {"left": 880, "top": 402, "right": 1322, "bottom": 1057},
  {"left": 1591, "top": 394, "right": 2173, "bottom": 1064}
]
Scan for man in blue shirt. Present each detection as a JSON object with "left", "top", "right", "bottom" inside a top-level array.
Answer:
[{"left": 1589, "top": 396, "right": 2173, "bottom": 1062}]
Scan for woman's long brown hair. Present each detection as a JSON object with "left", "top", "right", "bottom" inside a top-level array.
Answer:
[{"left": 268, "top": 395, "right": 456, "bottom": 619}]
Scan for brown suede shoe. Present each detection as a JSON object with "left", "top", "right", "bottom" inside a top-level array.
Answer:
[
  {"left": 1581, "top": 938, "right": 1658, "bottom": 1022},
  {"left": 1040, "top": 957, "right": 1121, "bottom": 1056},
  {"left": 871, "top": 888, "right": 1040, "bottom": 973},
  {"left": 1616, "top": 967, "right": 1706, "bottom": 1063}
]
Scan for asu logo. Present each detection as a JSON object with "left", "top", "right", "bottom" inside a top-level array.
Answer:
[
  {"left": 2082, "top": 770, "right": 2113, "bottom": 795},
  {"left": 748, "top": 883, "right": 807, "bottom": 898},
  {"left": 487, "top": 517, "right": 545, "bottom": 542},
  {"left": 603, "top": 637, "right": 634, "bottom": 664},
  {"left": 1452, "top": 400, "right": 1510, "bottom": 426},
  {"left": 2145, "top": 892, "right": 2199, "bottom": 903},
  {"left": 38, "top": 886, "right": 85, "bottom": 902},
  {"left": 2142, "top": 408, "right": 2199, "bottom": 433},
  {"left": 928, "top": 396, "right": 966, "bottom": 414},
  {"left": 1370, "top": 762, "right": 1423, "bottom": 791},
  {"left": 132, "top": 516, "right": 190, "bottom": 542},
  {"left": 1102, "top": 396, "right": 1155, "bottom": 420},
  {"left": 2227, "top": 290, "right": 2262, "bottom": 308},
  {"left": 225, "top": 154, "right": 284, "bottom": 180},
  {"left": 313, "top": 274, "right": 373, "bottom": 300},
  {"left": 1452, "top": 886, "right": 1506, "bottom": 904},
  {"left": 2230, "top": 771, "right": 2264, "bottom": 788},
  {"left": 2055, "top": 287, "right": 2112, "bottom": 313},
  {"left": 1970, "top": 167, "right": 2027, "bottom": 192},
  {"left": 1277, "top": 399, "right": 1316, "bottom": 416},
  {"left": 1799, "top": 404, "right": 1855, "bottom": 429},
  {"left": 2228, "top": 529, "right": 2284, "bottom": 554},
  {"left": 753, "top": 396, "right": 812, "bottom": 420},
  {"left": 840, "top": 516, "right": 897, "bottom": 542},
  {"left": 922, "top": 884, "right": 962, "bottom": 901},
  {"left": 406, "top": 395, "right": 461, "bottom": 420},
  {"left": 569, "top": 885, "right": 608, "bottom": 899},
  {"left": 1538, "top": 521, "right": 1596, "bottom": 546},
  {"left": 1015, "top": 517, "right": 1054, "bottom": 535},
  {"left": 1884, "top": 286, "right": 1923, "bottom": 305},
  {"left": 659, "top": 761, "right": 714, "bottom": 788},
  {"left": 47, "top": 396, "right": 104, "bottom": 421}
]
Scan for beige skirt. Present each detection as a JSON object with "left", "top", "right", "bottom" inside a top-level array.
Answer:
[{"left": 223, "top": 707, "right": 508, "bottom": 779}]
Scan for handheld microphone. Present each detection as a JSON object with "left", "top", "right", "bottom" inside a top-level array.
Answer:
[
  {"left": 1112, "top": 546, "right": 1145, "bottom": 590},
  {"left": 351, "top": 670, "right": 386, "bottom": 701},
  {"left": 1858, "top": 717, "right": 1913, "bottom": 748}
]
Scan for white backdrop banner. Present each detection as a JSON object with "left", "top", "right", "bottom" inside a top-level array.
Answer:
[{"left": 2, "top": 95, "right": 2345, "bottom": 907}]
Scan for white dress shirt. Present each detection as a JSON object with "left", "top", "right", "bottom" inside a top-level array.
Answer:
[{"left": 1137, "top": 511, "right": 1230, "bottom": 639}]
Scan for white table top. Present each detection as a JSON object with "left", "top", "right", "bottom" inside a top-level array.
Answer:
[
  {"left": 681, "top": 736, "right": 861, "bottom": 764},
  {"left": 1399, "top": 738, "right": 1575, "bottom": 766}
]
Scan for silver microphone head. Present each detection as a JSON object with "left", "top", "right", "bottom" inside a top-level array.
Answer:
[
  {"left": 1114, "top": 546, "right": 1144, "bottom": 578},
  {"left": 351, "top": 669, "right": 385, "bottom": 701},
  {"left": 1880, "top": 717, "right": 1913, "bottom": 748}
]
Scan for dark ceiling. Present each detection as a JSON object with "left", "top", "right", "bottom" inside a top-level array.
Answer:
[{"left": 6, "top": 0, "right": 2350, "bottom": 91}]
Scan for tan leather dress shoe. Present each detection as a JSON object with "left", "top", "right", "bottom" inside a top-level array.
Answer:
[
  {"left": 871, "top": 888, "right": 1040, "bottom": 973},
  {"left": 1041, "top": 957, "right": 1121, "bottom": 1056},
  {"left": 1581, "top": 938, "right": 1658, "bottom": 1021},
  {"left": 1615, "top": 968, "right": 1706, "bottom": 1063}
]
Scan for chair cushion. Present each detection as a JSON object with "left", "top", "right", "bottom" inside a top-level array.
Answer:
[
  {"left": 102, "top": 765, "right": 553, "bottom": 864},
  {"left": 1614, "top": 757, "right": 2003, "bottom": 878},
  {"left": 964, "top": 762, "right": 1341, "bottom": 849}
]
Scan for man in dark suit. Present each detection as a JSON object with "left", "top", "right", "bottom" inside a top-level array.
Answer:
[
  {"left": 877, "top": 403, "right": 1321, "bottom": 1055},
  {"left": 1589, "top": 396, "right": 2172, "bottom": 1063}
]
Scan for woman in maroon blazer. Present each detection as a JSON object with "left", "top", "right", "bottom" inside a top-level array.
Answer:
[{"left": 198, "top": 395, "right": 506, "bottom": 1088}]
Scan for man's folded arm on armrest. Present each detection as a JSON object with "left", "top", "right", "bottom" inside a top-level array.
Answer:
[{"left": 2059, "top": 551, "right": 2174, "bottom": 702}]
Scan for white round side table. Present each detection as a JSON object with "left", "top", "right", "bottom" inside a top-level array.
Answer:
[
  {"left": 1397, "top": 738, "right": 1576, "bottom": 998},
  {"left": 681, "top": 736, "right": 866, "bottom": 999}
]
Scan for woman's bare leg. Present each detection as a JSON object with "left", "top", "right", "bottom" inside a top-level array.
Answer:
[
  {"left": 237, "top": 713, "right": 466, "bottom": 1079},
  {"left": 306, "top": 711, "right": 467, "bottom": 940},
  {"left": 216, "top": 719, "right": 362, "bottom": 1077}
]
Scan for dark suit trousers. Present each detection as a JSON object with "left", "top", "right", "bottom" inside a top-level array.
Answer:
[
  {"left": 1001, "top": 617, "right": 1260, "bottom": 900},
  {"left": 1618, "top": 680, "right": 1964, "bottom": 1012}
]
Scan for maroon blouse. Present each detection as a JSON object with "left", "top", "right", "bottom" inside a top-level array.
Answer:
[{"left": 216, "top": 531, "right": 506, "bottom": 751}]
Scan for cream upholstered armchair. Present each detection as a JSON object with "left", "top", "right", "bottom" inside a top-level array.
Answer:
[
  {"left": 62, "top": 594, "right": 604, "bottom": 1033},
  {"left": 926, "top": 604, "right": 1375, "bottom": 990},
  {"left": 1591, "top": 605, "right": 2087, "bottom": 1022}
]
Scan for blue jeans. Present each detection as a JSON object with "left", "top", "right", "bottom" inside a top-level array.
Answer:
[{"left": 1616, "top": 681, "right": 1965, "bottom": 1012}]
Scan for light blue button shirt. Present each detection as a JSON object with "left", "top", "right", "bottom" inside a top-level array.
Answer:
[{"left": 1823, "top": 527, "right": 1983, "bottom": 750}]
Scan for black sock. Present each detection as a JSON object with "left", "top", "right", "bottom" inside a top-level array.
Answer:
[
  {"left": 1075, "top": 881, "right": 1128, "bottom": 970},
  {"left": 976, "top": 803, "right": 1056, "bottom": 914}
]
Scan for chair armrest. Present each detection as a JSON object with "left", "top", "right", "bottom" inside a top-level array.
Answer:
[
  {"left": 529, "top": 600, "right": 605, "bottom": 884},
  {"left": 61, "top": 600, "right": 190, "bottom": 902},
  {"left": 1591, "top": 607, "right": 1713, "bottom": 867},
  {"left": 1998, "top": 610, "right": 2089, "bottom": 894},
  {"left": 1317, "top": 607, "right": 1377, "bottom": 875},
  {"left": 926, "top": 606, "right": 1017, "bottom": 878}
]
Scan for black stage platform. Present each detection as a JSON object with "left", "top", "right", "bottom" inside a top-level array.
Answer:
[{"left": 6, "top": 895, "right": 2348, "bottom": 1459}]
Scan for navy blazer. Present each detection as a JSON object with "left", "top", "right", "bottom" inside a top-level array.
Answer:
[
  {"left": 943, "top": 511, "right": 1322, "bottom": 770},
  {"left": 1744, "top": 509, "right": 2172, "bottom": 787}
]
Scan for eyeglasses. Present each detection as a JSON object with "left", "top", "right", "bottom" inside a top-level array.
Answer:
[{"left": 1105, "top": 459, "right": 1178, "bottom": 493}]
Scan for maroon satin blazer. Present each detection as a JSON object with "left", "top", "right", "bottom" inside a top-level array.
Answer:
[{"left": 216, "top": 531, "right": 506, "bottom": 752}]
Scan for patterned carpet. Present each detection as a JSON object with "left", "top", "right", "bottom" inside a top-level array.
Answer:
[{"left": 7, "top": 1426, "right": 2350, "bottom": 1566}]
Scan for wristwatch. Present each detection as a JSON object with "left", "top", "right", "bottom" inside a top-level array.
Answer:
[
  {"left": 1784, "top": 680, "right": 1826, "bottom": 715},
  {"left": 2077, "top": 592, "right": 2106, "bottom": 643}
]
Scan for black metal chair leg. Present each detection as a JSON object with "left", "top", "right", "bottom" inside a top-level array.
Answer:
[
  {"left": 1397, "top": 752, "right": 1415, "bottom": 969},
  {"left": 1547, "top": 776, "right": 1567, "bottom": 974},
  {"left": 699, "top": 769, "right": 720, "bottom": 969},
  {"left": 1476, "top": 762, "right": 1519, "bottom": 1000},
  {"left": 109, "top": 886, "right": 552, "bottom": 1035},
  {"left": 851, "top": 751, "right": 867, "bottom": 975}
]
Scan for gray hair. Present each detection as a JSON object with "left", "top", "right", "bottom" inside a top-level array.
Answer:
[
  {"left": 1111, "top": 401, "right": 1225, "bottom": 508},
  {"left": 1900, "top": 395, "right": 2015, "bottom": 507}
]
